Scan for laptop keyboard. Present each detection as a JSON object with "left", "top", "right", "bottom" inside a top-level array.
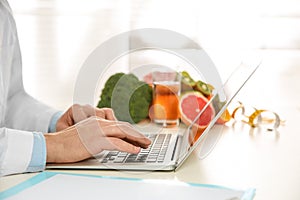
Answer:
[{"left": 100, "top": 134, "right": 172, "bottom": 164}]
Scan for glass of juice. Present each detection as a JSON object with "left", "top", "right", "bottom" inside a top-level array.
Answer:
[{"left": 152, "top": 68, "right": 181, "bottom": 126}]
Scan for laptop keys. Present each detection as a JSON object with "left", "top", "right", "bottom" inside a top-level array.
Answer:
[{"left": 101, "top": 134, "right": 171, "bottom": 164}]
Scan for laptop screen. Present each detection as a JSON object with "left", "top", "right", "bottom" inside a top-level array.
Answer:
[{"left": 176, "top": 60, "right": 261, "bottom": 167}]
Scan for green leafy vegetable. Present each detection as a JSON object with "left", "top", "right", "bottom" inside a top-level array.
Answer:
[{"left": 97, "top": 73, "right": 152, "bottom": 123}]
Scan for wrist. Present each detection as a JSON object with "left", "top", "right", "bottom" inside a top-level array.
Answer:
[
  {"left": 44, "top": 133, "right": 63, "bottom": 163},
  {"left": 44, "top": 129, "right": 92, "bottom": 163}
]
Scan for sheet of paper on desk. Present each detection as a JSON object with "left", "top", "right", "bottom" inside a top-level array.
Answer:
[{"left": 1, "top": 172, "right": 255, "bottom": 200}]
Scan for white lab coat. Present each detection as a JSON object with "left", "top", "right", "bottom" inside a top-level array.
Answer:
[{"left": 0, "top": 0, "right": 58, "bottom": 176}]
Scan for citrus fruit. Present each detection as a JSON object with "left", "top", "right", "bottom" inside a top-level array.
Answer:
[
  {"left": 216, "top": 108, "right": 231, "bottom": 124},
  {"left": 179, "top": 92, "right": 215, "bottom": 144}
]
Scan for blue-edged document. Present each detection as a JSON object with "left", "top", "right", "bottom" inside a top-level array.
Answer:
[{"left": 0, "top": 172, "right": 255, "bottom": 200}]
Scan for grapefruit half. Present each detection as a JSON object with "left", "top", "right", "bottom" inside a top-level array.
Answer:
[{"left": 180, "top": 92, "right": 215, "bottom": 145}]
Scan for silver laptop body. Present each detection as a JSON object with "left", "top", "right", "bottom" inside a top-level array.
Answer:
[{"left": 47, "top": 60, "right": 260, "bottom": 171}]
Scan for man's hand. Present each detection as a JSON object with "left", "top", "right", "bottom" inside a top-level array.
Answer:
[
  {"left": 45, "top": 116, "right": 151, "bottom": 163},
  {"left": 56, "top": 104, "right": 117, "bottom": 131}
]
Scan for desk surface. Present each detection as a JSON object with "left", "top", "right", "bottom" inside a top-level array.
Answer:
[{"left": 2, "top": 1, "right": 300, "bottom": 199}]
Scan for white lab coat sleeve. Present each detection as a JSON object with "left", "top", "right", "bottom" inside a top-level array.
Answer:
[
  {"left": 4, "top": 42, "right": 59, "bottom": 133},
  {"left": 2, "top": 3, "right": 59, "bottom": 133},
  {"left": 0, "top": 128, "right": 46, "bottom": 176},
  {"left": 0, "top": 0, "right": 61, "bottom": 176},
  {"left": 5, "top": 90, "right": 59, "bottom": 133}
]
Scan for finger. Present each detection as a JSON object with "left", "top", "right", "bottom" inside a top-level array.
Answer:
[
  {"left": 101, "top": 108, "right": 117, "bottom": 121},
  {"left": 77, "top": 131, "right": 141, "bottom": 156},
  {"left": 73, "top": 104, "right": 104, "bottom": 122},
  {"left": 94, "top": 108, "right": 117, "bottom": 121},
  {"left": 75, "top": 116, "right": 119, "bottom": 133},
  {"left": 72, "top": 104, "right": 90, "bottom": 123},
  {"left": 103, "top": 137, "right": 141, "bottom": 154},
  {"left": 56, "top": 108, "right": 75, "bottom": 131},
  {"left": 88, "top": 118, "right": 151, "bottom": 148},
  {"left": 56, "top": 120, "right": 70, "bottom": 131},
  {"left": 75, "top": 105, "right": 117, "bottom": 121},
  {"left": 101, "top": 123, "right": 151, "bottom": 148}
]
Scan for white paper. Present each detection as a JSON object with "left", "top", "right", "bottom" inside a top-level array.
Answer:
[{"left": 7, "top": 174, "right": 247, "bottom": 200}]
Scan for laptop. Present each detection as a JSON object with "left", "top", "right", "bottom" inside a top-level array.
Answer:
[{"left": 47, "top": 59, "right": 260, "bottom": 171}]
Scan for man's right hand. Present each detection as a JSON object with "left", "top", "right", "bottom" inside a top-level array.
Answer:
[{"left": 44, "top": 116, "right": 151, "bottom": 163}]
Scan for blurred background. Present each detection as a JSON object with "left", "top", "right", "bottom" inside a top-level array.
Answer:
[{"left": 8, "top": 0, "right": 300, "bottom": 112}]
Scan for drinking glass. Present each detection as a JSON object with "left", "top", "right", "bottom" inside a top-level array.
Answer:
[{"left": 152, "top": 69, "right": 181, "bottom": 126}]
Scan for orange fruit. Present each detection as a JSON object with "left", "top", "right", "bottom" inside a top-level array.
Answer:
[
  {"left": 216, "top": 108, "right": 231, "bottom": 124},
  {"left": 179, "top": 92, "right": 215, "bottom": 145}
]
